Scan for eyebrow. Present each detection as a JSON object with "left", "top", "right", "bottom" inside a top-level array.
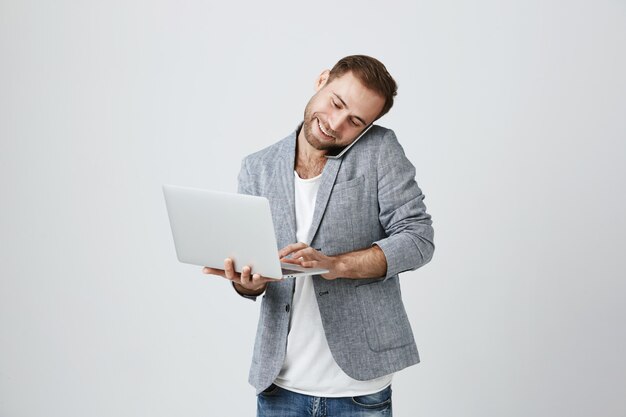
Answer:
[{"left": 333, "top": 93, "right": 367, "bottom": 126}]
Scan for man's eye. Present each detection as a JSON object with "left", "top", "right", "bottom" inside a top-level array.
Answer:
[
  {"left": 331, "top": 99, "right": 341, "bottom": 108},
  {"left": 351, "top": 119, "right": 361, "bottom": 127}
]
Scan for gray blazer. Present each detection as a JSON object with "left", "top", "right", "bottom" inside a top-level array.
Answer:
[{"left": 237, "top": 124, "right": 434, "bottom": 394}]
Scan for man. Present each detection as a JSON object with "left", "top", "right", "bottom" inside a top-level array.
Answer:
[{"left": 203, "top": 55, "right": 434, "bottom": 416}]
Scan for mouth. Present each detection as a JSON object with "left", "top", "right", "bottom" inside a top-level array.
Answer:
[{"left": 317, "top": 118, "right": 336, "bottom": 141}]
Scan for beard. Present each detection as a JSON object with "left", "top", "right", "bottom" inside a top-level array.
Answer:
[{"left": 302, "top": 100, "right": 343, "bottom": 152}]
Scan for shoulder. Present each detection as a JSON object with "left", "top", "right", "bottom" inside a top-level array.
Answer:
[
  {"left": 349, "top": 125, "right": 415, "bottom": 182},
  {"left": 348, "top": 124, "right": 405, "bottom": 160},
  {"left": 238, "top": 128, "right": 296, "bottom": 193},
  {"left": 359, "top": 125, "right": 402, "bottom": 150},
  {"left": 368, "top": 124, "right": 395, "bottom": 139},
  {"left": 242, "top": 130, "right": 296, "bottom": 168}
]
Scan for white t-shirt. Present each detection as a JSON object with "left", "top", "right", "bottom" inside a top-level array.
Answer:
[{"left": 273, "top": 171, "right": 392, "bottom": 397}]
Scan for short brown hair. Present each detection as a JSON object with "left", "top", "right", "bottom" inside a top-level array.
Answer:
[{"left": 327, "top": 55, "right": 398, "bottom": 120}]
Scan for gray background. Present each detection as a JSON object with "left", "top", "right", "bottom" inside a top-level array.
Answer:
[{"left": 1, "top": 0, "right": 625, "bottom": 416}]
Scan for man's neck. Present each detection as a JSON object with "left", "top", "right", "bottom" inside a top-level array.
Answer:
[{"left": 295, "top": 128, "right": 327, "bottom": 179}]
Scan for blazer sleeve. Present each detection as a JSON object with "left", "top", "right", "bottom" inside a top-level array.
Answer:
[
  {"left": 237, "top": 156, "right": 254, "bottom": 196},
  {"left": 372, "top": 130, "right": 435, "bottom": 279}
]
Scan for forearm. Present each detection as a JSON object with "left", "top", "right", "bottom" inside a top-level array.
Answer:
[{"left": 333, "top": 244, "right": 387, "bottom": 279}]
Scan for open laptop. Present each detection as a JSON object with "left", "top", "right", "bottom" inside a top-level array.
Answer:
[{"left": 162, "top": 185, "right": 329, "bottom": 279}]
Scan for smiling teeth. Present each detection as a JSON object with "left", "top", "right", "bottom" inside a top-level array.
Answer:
[{"left": 318, "top": 120, "right": 334, "bottom": 138}]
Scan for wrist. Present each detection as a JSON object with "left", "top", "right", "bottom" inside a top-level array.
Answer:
[
  {"left": 331, "top": 255, "right": 349, "bottom": 278},
  {"left": 233, "top": 282, "right": 266, "bottom": 296}
]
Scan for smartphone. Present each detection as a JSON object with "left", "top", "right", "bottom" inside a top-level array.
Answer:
[{"left": 324, "top": 124, "right": 374, "bottom": 160}]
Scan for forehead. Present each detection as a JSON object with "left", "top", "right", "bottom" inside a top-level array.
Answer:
[{"left": 323, "top": 72, "right": 385, "bottom": 123}]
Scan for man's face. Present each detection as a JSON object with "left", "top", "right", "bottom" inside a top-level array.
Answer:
[{"left": 302, "top": 71, "right": 385, "bottom": 153}]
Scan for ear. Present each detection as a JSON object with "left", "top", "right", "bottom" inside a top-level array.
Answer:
[{"left": 314, "top": 70, "right": 330, "bottom": 92}]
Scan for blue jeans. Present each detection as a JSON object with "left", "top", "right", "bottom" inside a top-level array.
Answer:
[{"left": 257, "top": 384, "right": 392, "bottom": 417}]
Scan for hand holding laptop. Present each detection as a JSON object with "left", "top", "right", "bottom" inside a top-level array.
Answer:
[{"left": 202, "top": 258, "right": 277, "bottom": 295}]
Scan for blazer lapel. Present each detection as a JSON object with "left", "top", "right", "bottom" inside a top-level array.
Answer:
[
  {"left": 270, "top": 133, "right": 297, "bottom": 248},
  {"left": 306, "top": 157, "right": 343, "bottom": 245}
]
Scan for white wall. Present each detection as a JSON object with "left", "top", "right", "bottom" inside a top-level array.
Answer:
[{"left": 1, "top": 1, "right": 625, "bottom": 416}]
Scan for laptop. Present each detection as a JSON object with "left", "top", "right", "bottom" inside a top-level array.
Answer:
[{"left": 162, "top": 184, "right": 329, "bottom": 279}]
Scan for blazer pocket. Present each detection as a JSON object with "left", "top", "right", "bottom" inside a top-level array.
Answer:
[
  {"left": 355, "top": 280, "right": 415, "bottom": 352},
  {"left": 332, "top": 175, "right": 365, "bottom": 191}
]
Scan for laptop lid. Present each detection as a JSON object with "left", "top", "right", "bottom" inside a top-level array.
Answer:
[{"left": 163, "top": 185, "right": 328, "bottom": 279}]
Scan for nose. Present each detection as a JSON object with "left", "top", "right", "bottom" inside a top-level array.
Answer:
[{"left": 327, "top": 111, "right": 349, "bottom": 133}]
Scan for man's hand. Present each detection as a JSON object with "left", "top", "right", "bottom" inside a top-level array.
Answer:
[
  {"left": 279, "top": 242, "right": 388, "bottom": 280},
  {"left": 279, "top": 243, "right": 344, "bottom": 280},
  {"left": 202, "top": 258, "right": 276, "bottom": 296}
]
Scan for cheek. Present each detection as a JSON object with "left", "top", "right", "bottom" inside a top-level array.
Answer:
[
  {"left": 309, "top": 95, "right": 328, "bottom": 112},
  {"left": 317, "top": 103, "right": 336, "bottom": 116}
]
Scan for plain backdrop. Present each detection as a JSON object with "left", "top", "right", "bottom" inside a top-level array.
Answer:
[{"left": 1, "top": 0, "right": 625, "bottom": 416}]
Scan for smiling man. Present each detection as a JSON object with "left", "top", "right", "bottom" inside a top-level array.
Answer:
[{"left": 203, "top": 55, "right": 434, "bottom": 416}]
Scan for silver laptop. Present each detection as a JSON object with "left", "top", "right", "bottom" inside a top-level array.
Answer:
[{"left": 162, "top": 185, "right": 329, "bottom": 279}]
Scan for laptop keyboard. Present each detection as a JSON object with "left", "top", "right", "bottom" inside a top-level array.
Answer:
[{"left": 281, "top": 267, "right": 305, "bottom": 275}]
